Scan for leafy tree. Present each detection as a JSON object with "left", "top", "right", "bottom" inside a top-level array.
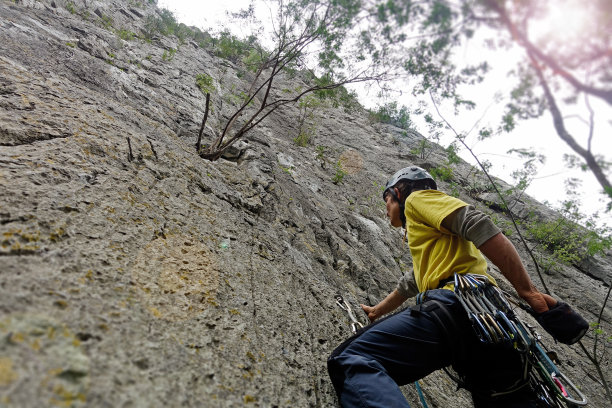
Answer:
[
  {"left": 294, "top": 94, "right": 324, "bottom": 146},
  {"left": 313, "top": 0, "right": 612, "bottom": 208},
  {"left": 369, "top": 102, "right": 412, "bottom": 129},
  {"left": 193, "top": 0, "right": 389, "bottom": 161}
]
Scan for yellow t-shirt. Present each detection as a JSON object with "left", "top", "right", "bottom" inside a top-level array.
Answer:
[{"left": 404, "top": 190, "right": 492, "bottom": 292}]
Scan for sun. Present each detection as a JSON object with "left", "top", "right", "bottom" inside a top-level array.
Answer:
[{"left": 530, "top": 0, "right": 591, "bottom": 45}]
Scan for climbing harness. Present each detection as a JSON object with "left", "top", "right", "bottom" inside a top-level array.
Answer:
[
  {"left": 453, "top": 273, "right": 588, "bottom": 407},
  {"left": 335, "top": 294, "right": 364, "bottom": 334}
]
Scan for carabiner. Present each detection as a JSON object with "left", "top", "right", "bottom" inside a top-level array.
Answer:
[
  {"left": 335, "top": 294, "right": 364, "bottom": 335},
  {"left": 472, "top": 313, "right": 494, "bottom": 343}
]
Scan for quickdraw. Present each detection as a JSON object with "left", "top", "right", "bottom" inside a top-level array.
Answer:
[
  {"left": 454, "top": 273, "right": 588, "bottom": 407},
  {"left": 335, "top": 294, "right": 364, "bottom": 334}
]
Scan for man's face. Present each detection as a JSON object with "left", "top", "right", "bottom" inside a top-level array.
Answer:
[{"left": 385, "top": 189, "right": 403, "bottom": 228}]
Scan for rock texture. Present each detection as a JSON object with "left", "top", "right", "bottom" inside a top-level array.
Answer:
[{"left": 0, "top": 0, "right": 610, "bottom": 407}]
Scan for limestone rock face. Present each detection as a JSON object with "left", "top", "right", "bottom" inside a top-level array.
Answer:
[{"left": 0, "top": 1, "right": 610, "bottom": 407}]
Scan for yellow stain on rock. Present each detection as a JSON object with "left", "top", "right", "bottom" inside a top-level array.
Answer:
[
  {"left": 339, "top": 149, "right": 364, "bottom": 175},
  {"left": 0, "top": 357, "right": 18, "bottom": 386},
  {"left": 132, "top": 234, "right": 220, "bottom": 321}
]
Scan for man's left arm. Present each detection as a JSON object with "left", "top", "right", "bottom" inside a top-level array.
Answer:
[
  {"left": 478, "top": 232, "right": 556, "bottom": 313},
  {"left": 444, "top": 206, "right": 589, "bottom": 344}
]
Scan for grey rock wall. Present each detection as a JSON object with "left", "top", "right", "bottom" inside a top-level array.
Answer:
[{"left": 1, "top": 0, "right": 610, "bottom": 407}]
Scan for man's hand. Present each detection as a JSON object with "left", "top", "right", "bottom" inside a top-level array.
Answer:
[
  {"left": 360, "top": 289, "right": 408, "bottom": 323},
  {"left": 361, "top": 304, "right": 380, "bottom": 323},
  {"left": 521, "top": 289, "right": 557, "bottom": 314}
]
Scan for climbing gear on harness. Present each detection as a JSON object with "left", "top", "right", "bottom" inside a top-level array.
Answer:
[
  {"left": 453, "top": 273, "right": 519, "bottom": 346},
  {"left": 335, "top": 294, "right": 364, "bottom": 334},
  {"left": 453, "top": 273, "right": 588, "bottom": 407}
]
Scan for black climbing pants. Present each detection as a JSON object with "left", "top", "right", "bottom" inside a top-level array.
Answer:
[{"left": 327, "top": 289, "right": 541, "bottom": 407}]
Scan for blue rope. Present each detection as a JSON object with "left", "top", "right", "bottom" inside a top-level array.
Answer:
[{"left": 414, "top": 381, "right": 429, "bottom": 408}]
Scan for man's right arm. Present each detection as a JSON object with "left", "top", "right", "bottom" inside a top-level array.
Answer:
[{"left": 361, "top": 289, "right": 408, "bottom": 322}]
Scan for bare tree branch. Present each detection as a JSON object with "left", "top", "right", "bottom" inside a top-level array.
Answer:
[
  {"left": 199, "top": 74, "right": 379, "bottom": 161},
  {"left": 529, "top": 51, "right": 612, "bottom": 195},
  {"left": 484, "top": 0, "right": 612, "bottom": 106},
  {"left": 196, "top": 92, "right": 210, "bottom": 153}
]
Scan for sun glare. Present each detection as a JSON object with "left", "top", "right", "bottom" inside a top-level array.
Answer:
[{"left": 531, "top": 1, "right": 590, "bottom": 44}]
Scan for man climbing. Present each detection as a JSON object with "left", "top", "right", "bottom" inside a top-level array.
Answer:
[{"left": 327, "top": 166, "right": 588, "bottom": 407}]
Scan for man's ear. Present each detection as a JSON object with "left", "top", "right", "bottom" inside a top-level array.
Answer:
[{"left": 394, "top": 187, "right": 402, "bottom": 201}]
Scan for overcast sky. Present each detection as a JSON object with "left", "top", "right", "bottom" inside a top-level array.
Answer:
[{"left": 158, "top": 0, "right": 612, "bottom": 227}]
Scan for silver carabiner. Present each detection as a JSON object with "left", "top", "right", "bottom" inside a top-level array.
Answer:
[{"left": 336, "top": 294, "right": 364, "bottom": 334}]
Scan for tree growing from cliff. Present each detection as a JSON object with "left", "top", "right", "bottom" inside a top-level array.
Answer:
[
  {"left": 320, "top": 0, "right": 612, "bottom": 209},
  {"left": 195, "top": 0, "right": 390, "bottom": 161}
]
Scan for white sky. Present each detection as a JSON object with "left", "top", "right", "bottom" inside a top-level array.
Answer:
[{"left": 158, "top": 0, "right": 612, "bottom": 227}]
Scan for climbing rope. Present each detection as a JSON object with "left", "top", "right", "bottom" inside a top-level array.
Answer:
[{"left": 414, "top": 381, "right": 429, "bottom": 408}]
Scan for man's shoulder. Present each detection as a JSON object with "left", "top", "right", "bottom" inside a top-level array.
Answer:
[
  {"left": 407, "top": 190, "right": 468, "bottom": 225},
  {"left": 410, "top": 189, "right": 463, "bottom": 204}
]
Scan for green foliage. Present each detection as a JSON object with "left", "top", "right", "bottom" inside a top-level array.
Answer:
[
  {"left": 315, "top": 145, "right": 327, "bottom": 168},
  {"left": 128, "top": 0, "right": 146, "bottom": 8},
  {"left": 331, "top": 87, "right": 361, "bottom": 113},
  {"left": 430, "top": 166, "right": 453, "bottom": 182},
  {"left": 490, "top": 213, "right": 515, "bottom": 237},
  {"left": 294, "top": 131, "right": 311, "bottom": 147},
  {"left": 410, "top": 139, "right": 432, "bottom": 160},
  {"left": 142, "top": 8, "right": 212, "bottom": 47},
  {"left": 316, "top": 145, "right": 326, "bottom": 160},
  {"left": 214, "top": 31, "right": 256, "bottom": 62},
  {"left": 195, "top": 73, "right": 215, "bottom": 94},
  {"left": 308, "top": 77, "right": 361, "bottom": 113},
  {"left": 502, "top": 148, "right": 546, "bottom": 205},
  {"left": 65, "top": 1, "right": 76, "bottom": 14},
  {"left": 368, "top": 102, "right": 412, "bottom": 130},
  {"left": 589, "top": 322, "right": 612, "bottom": 342},
  {"left": 446, "top": 143, "right": 460, "bottom": 165},
  {"left": 65, "top": 42, "right": 75, "bottom": 48},
  {"left": 563, "top": 154, "right": 589, "bottom": 172},
  {"left": 143, "top": 9, "right": 178, "bottom": 38},
  {"left": 478, "top": 127, "right": 493, "bottom": 141},
  {"left": 448, "top": 181, "right": 460, "bottom": 197},
  {"left": 162, "top": 48, "right": 176, "bottom": 61},
  {"left": 500, "top": 66, "right": 547, "bottom": 133},
  {"left": 242, "top": 49, "right": 264, "bottom": 73},
  {"left": 299, "top": 94, "right": 325, "bottom": 110},
  {"left": 279, "top": 164, "right": 293, "bottom": 175},
  {"left": 526, "top": 201, "right": 612, "bottom": 271},
  {"left": 100, "top": 13, "right": 113, "bottom": 30},
  {"left": 332, "top": 161, "right": 347, "bottom": 184},
  {"left": 295, "top": 95, "right": 325, "bottom": 147},
  {"left": 116, "top": 29, "right": 136, "bottom": 41}
]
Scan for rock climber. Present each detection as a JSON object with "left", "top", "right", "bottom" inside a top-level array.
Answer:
[{"left": 327, "top": 165, "right": 588, "bottom": 408}]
